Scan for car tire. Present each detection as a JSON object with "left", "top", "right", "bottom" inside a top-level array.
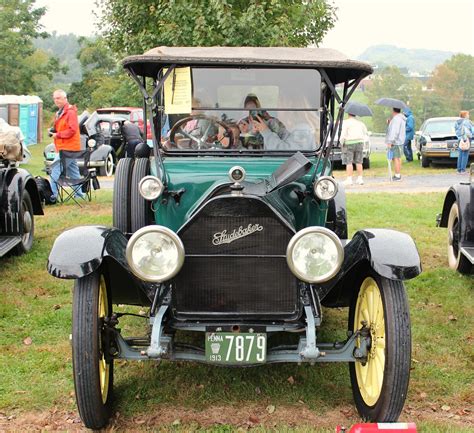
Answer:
[
  {"left": 447, "top": 202, "right": 473, "bottom": 274},
  {"left": 13, "top": 190, "right": 34, "bottom": 255},
  {"left": 72, "top": 270, "right": 114, "bottom": 430},
  {"left": 362, "top": 158, "right": 370, "bottom": 170},
  {"left": 131, "top": 158, "right": 153, "bottom": 232},
  {"left": 348, "top": 274, "right": 411, "bottom": 422},
  {"left": 421, "top": 154, "right": 430, "bottom": 168},
  {"left": 99, "top": 152, "right": 115, "bottom": 177},
  {"left": 113, "top": 158, "right": 134, "bottom": 233}
]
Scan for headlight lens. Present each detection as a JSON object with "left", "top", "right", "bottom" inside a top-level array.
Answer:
[
  {"left": 313, "top": 176, "right": 338, "bottom": 201},
  {"left": 286, "top": 227, "right": 343, "bottom": 283},
  {"left": 87, "top": 138, "right": 97, "bottom": 148},
  {"left": 139, "top": 176, "right": 164, "bottom": 201},
  {"left": 126, "top": 226, "right": 184, "bottom": 282}
]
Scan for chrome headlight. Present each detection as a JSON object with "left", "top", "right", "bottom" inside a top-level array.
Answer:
[
  {"left": 313, "top": 176, "right": 338, "bottom": 201},
  {"left": 126, "top": 226, "right": 184, "bottom": 282},
  {"left": 286, "top": 227, "right": 343, "bottom": 283},
  {"left": 87, "top": 138, "right": 97, "bottom": 148},
  {"left": 139, "top": 176, "right": 164, "bottom": 201}
]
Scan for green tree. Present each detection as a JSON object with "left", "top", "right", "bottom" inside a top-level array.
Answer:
[
  {"left": 0, "top": 0, "right": 64, "bottom": 94},
  {"left": 366, "top": 67, "right": 445, "bottom": 132},
  {"left": 429, "top": 54, "right": 474, "bottom": 113},
  {"left": 68, "top": 38, "right": 141, "bottom": 111},
  {"left": 97, "top": 0, "right": 337, "bottom": 54}
]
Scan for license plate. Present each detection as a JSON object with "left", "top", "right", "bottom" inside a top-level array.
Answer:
[
  {"left": 205, "top": 332, "right": 266, "bottom": 364},
  {"left": 47, "top": 152, "right": 57, "bottom": 160},
  {"left": 450, "top": 150, "right": 459, "bottom": 158}
]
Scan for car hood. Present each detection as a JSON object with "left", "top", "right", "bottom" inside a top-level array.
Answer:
[{"left": 152, "top": 155, "right": 326, "bottom": 232}]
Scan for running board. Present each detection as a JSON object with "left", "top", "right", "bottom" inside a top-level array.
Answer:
[
  {"left": 0, "top": 236, "right": 21, "bottom": 257},
  {"left": 461, "top": 247, "right": 474, "bottom": 264}
]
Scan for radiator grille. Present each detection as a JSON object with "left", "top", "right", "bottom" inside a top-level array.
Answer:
[{"left": 173, "top": 196, "right": 298, "bottom": 318}]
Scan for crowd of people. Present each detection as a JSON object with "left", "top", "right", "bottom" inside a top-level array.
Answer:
[{"left": 340, "top": 105, "right": 472, "bottom": 186}]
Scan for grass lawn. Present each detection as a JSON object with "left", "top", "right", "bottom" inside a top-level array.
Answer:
[{"left": 1, "top": 185, "right": 473, "bottom": 431}]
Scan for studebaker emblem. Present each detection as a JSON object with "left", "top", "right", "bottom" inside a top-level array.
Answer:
[{"left": 212, "top": 224, "right": 264, "bottom": 245}]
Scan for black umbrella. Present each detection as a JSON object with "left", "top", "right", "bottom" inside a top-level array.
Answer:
[
  {"left": 345, "top": 101, "right": 373, "bottom": 117},
  {"left": 375, "top": 97, "right": 409, "bottom": 110}
]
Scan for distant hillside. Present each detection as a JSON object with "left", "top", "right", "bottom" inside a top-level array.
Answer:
[
  {"left": 34, "top": 32, "right": 82, "bottom": 84},
  {"left": 358, "top": 45, "right": 454, "bottom": 73}
]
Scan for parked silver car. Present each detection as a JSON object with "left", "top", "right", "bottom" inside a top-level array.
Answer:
[{"left": 415, "top": 117, "right": 473, "bottom": 168}]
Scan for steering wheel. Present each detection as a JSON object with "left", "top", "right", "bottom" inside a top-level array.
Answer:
[{"left": 169, "top": 115, "right": 235, "bottom": 150}]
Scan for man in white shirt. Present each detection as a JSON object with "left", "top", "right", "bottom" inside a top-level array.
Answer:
[{"left": 340, "top": 114, "right": 368, "bottom": 185}]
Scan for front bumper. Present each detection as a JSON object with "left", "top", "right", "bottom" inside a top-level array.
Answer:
[{"left": 422, "top": 148, "right": 474, "bottom": 158}]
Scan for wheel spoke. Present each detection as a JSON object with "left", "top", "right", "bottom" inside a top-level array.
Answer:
[
  {"left": 358, "top": 293, "right": 370, "bottom": 324},
  {"left": 367, "top": 286, "right": 374, "bottom": 320},
  {"left": 376, "top": 336, "right": 386, "bottom": 349}
]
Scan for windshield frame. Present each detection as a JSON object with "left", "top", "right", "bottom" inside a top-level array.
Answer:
[
  {"left": 126, "top": 62, "right": 366, "bottom": 185},
  {"left": 159, "top": 66, "right": 323, "bottom": 156}
]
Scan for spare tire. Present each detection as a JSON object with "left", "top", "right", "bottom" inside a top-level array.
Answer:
[
  {"left": 113, "top": 158, "right": 134, "bottom": 233},
  {"left": 130, "top": 158, "right": 153, "bottom": 232}
]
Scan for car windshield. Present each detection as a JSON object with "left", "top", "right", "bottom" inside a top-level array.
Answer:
[
  {"left": 161, "top": 68, "right": 321, "bottom": 152},
  {"left": 424, "top": 120, "right": 457, "bottom": 136}
]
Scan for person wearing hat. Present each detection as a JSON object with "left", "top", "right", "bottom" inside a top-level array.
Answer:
[{"left": 340, "top": 113, "right": 368, "bottom": 185}]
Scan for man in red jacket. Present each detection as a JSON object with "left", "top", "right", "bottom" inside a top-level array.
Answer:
[{"left": 49, "top": 89, "right": 84, "bottom": 200}]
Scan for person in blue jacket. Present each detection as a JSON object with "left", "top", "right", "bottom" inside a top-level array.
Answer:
[
  {"left": 403, "top": 108, "right": 415, "bottom": 162},
  {"left": 455, "top": 110, "right": 473, "bottom": 174}
]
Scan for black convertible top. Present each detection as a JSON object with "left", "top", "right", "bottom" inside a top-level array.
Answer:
[{"left": 122, "top": 46, "right": 373, "bottom": 84}]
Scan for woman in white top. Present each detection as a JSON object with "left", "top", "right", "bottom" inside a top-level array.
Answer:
[{"left": 340, "top": 114, "right": 368, "bottom": 185}]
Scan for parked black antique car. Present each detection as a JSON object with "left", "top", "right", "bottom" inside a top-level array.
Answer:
[
  {"left": 438, "top": 163, "right": 474, "bottom": 273},
  {"left": 0, "top": 142, "right": 43, "bottom": 257},
  {"left": 47, "top": 47, "right": 422, "bottom": 429},
  {"left": 44, "top": 111, "right": 128, "bottom": 176}
]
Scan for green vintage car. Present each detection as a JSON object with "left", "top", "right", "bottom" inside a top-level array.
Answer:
[{"left": 47, "top": 47, "right": 422, "bottom": 429}]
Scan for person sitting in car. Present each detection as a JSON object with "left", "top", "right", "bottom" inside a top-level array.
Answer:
[{"left": 238, "top": 94, "right": 288, "bottom": 149}]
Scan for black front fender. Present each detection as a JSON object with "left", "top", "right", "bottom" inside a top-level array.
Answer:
[
  {"left": 47, "top": 225, "right": 151, "bottom": 305},
  {"left": 90, "top": 145, "right": 114, "bottom": 162},
  {"left": 47, "top": 226, "right": 121, "bottom": 278},
  {"left": 320, "top": 228, "right": 422, "bottom": 307}
]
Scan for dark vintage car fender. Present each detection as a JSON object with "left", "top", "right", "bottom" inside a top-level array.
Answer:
[
  {"left": 0, "top": 167, "right": 43, "bottom": 231},
  {"left": 320, "top": 228, "right": 422, "bottom": 307},
  {"left": 438, "top": 183, "right": 473, "bottom": 243},
  {"left": 89, "top": 144, "right": 114, "bottom": 162},
  {"left": 47, "top": 225, "right": 150, "bottom": 305}
]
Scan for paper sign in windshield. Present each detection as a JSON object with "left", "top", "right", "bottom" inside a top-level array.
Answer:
[{"left": 164, "top": 67, "right": 192, "bottom": 114}]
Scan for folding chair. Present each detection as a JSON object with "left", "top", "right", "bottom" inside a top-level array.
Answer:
[{"left": 56, "top": 149, "right": 100, "bottom": 206}]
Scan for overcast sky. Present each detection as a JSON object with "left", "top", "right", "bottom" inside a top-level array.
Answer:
[{"left": 36, "top": 0, "right": 474, "bottom": 58}]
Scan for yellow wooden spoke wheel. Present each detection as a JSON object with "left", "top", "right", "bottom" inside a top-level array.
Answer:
[
  {"left": 72, "top": 271, "right": 114, "bottom": 430},
  {"left": 354, "top": 277, "right": 385, "bottom": 406},
  {"left": 349, "top": 273, "right": 411, "bottom": 422}
]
